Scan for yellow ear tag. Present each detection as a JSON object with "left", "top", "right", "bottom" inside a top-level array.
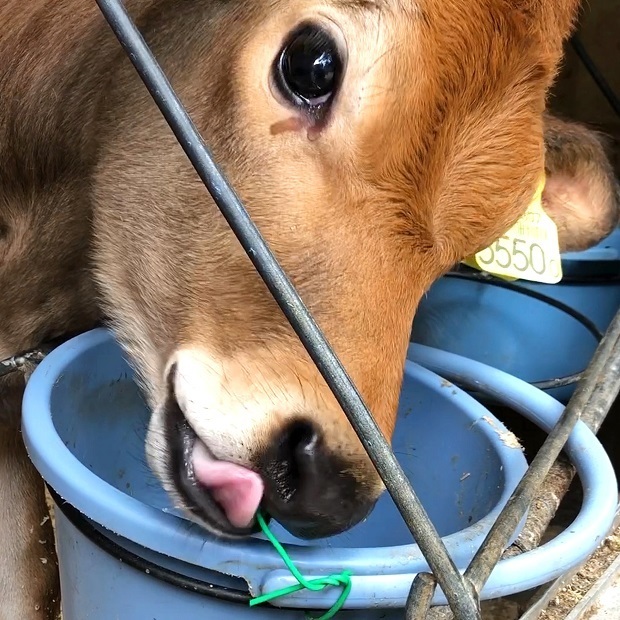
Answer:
[{"left": 462, "top": 177, "right": 563, "bottom": 284}]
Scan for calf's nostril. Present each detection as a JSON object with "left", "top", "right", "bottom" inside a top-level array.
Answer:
[
  {"left": 287, "top": 420, "right": 320, "bottom": 463},
  {"left": 261, "top": 418, "right": 376, "bottom": 539},
  {"left": 270, "top": 420, "right": 321, "bottom": 502}
]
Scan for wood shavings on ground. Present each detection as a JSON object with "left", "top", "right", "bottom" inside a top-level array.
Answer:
[{"left": 537, "top": 528, "right": 620, "bottom": 620}]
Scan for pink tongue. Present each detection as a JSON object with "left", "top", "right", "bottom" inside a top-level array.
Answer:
[{"left": 191, "top": 442, "right": 264, "bottom": 529}]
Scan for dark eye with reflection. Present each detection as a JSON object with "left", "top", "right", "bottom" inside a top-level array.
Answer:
[{"left": 273, "top": 23, "right": 344, "bottom": 121}]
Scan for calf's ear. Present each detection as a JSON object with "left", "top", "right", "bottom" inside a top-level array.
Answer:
[{"left": 542, "top": 114, "right": 620, "bottom": 253}]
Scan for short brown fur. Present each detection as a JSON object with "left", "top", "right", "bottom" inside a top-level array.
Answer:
[{"left": 0, "top": 0, "right": 618, "bottom": 616}]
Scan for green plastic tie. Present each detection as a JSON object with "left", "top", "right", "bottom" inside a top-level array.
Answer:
[{"left": 249, "top": 511, "right": 352, "bottom": 620}]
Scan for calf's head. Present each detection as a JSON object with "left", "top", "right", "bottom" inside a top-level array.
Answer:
[{"left": 93, "top": 0, "right": 593, "bottom": 539}]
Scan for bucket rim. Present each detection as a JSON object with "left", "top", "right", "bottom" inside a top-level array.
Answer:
[
  {"left": 21, "top": 329, "right": 617, "bottom": 608},
  {"left": 556, "top": 227, "right": 620, "bottom": 281},
  {"left": 22, "top": 328, "right": 527, "bottom": 578}
]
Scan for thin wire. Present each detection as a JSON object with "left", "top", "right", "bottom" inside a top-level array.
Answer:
[{"left": 249, "top": 512, "right": 352, "bottom": 620}]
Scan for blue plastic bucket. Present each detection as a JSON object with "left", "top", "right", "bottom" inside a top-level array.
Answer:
[
  {"left": 411, "top": 228, "right": 620, "bottom": 403},
  {"left": 517, "top": 227, "right": 620, "bottom": 334},
  {"left": 22, "top": 329, "right": 617, "bottom": 618}
]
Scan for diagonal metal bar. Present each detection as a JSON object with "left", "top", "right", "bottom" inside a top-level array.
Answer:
[
  {"left": 502, "top": 326, "right": 620, "bottom": 562},
  {"left": 1, "top": 331, "right": 91, "bottom": 378},
  {"left": 570, "top": 35, "right": 620, "bottom": 119},
  {"left": 579, "top": 334, "right": 620, "bottom": 432},
  {"left": 94, "top": 1, "right": 480, "bottom": 618},
  {"left": 406, "top": 573, "right": 438, "bottom": 620},
  {"left": 463, "top": 307, "right": 620, "bottom": 592},
  {"left": 501, "top": 458, "right": 575, "bottom": 560}
]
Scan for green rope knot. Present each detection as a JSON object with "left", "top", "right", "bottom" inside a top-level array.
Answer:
[{"left": 249, "top": 511, "right": 353, "bottom": 620}]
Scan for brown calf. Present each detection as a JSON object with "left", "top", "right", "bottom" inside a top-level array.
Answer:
[{"left": 0, "top": 0, "right": 618, "bottom": 617}]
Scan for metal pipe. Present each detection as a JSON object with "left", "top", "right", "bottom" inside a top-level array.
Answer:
[
  {"left": 1, "top": 332, "right": 89, "bottom": 378},
  {"left": 501, "top": 459, "right": 575, "bottom": 559},
  {"left": 580, "top": 336, "right": 620, "bottom": 433},
  {"left": 464, "top": 307, "right": 620, "bottom": 591},
  {"left": 502, "top": 331, "right": 620, "bottom": 559},
  {"left": 406, "top": 573, "right": 438, "bottom": 620},
  {"left": 94, "top": 1, "right": 481, "bottom": 617},
  {"left": 570, "top": 36, "right": 620, "bottom": 119}
]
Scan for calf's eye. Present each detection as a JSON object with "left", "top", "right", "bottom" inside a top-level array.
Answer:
[{"left": 273, "top": 23, "right": 344, "bottom": 115}]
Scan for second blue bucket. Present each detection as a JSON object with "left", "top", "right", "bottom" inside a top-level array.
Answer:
[{"left": 411, "top": 228, "right": 620, "bottom": 403}]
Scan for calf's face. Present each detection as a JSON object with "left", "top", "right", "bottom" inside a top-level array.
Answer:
[{"left": 93, "top": 0, "right": 580, "bottom": 539}]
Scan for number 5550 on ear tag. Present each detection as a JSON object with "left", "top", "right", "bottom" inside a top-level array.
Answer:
[{"left": 463, "top": 179, "right": 563, "bottom": 285}]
